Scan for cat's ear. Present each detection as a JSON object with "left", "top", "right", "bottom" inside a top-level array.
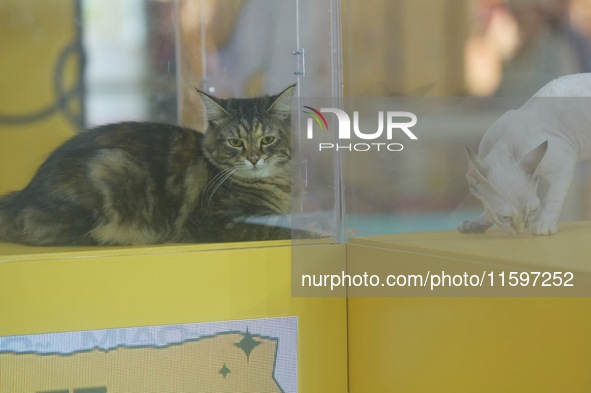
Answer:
[
  {"left": 268, "top": 84, "right": 296, "bottom": 115},
  {"left": 519, "top": 140, "right": 548, "bottom": 177},
  {"left": 465, "top": 146, "right": 490, "bottom": 192},
  {"left": 196, "top": 89, "right": 229, "bottom": 124},
  {"left": 465, "top": 146, "right": 488, "bottom": 178}
]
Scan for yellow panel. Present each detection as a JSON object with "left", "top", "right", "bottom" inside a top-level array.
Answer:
[
  {"left": 347, "top": 226, "right": 591, "bottom": 392},
  {"left": 0, "top": 0, "right": 79, "bottom": 194},
  {"left": 0, "top": 120, "right": 76, "bottom": 193},
  {"left": 349, "top": 297, "right": 591, "bottom": 392},
  {"left": 0, "top": 242, "right": 349, "bottom": 392}
]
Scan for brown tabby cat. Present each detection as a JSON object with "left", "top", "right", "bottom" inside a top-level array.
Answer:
[{"left": 0, "top": 85, "right": 298, "bottom": 245}]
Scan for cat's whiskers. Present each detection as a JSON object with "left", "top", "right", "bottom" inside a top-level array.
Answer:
[
  {"left": 204, "top": 166, "right": 238, "bottom": 210},
  {"left": 272, "top": 157, "right": 290, "bottom": 166},
  {"left": 203, "top": 166, "right": 235, "bottom": 195}
]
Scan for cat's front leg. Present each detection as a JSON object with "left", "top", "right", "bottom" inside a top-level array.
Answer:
[
  {"left": 530, "top": 197, "right": 564, "bottom": 236},
  {"left": 530, "top": 162, "right": 575, "bottom": 236},
  {"left": 530, "top": 219, "right": 558, "bottom": 236},
  {"left": 458, "top": 212, "right": 493, "bottom": 233}
]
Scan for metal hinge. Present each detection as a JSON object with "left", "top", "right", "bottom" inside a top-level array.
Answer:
[{"left": 292, "top": 48, "right": 305, "bottom": 76}]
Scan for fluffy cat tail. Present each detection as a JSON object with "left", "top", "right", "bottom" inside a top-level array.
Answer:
[{"left": 0, "top": 194, "right": 18, "bottom": 243}]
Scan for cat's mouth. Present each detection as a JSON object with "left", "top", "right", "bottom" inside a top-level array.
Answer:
[
  {"left": 236, "top": 161, "right": 271, "bottom": 178},
  {"left": 499, "top": 225, "right": 526, "bottom": 236}
]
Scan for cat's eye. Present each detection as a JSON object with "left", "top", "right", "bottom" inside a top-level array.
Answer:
[
  {"left": 261, "top": 136, "right": 275, "bottom": 145},
  {"left": 497, "top": 215, "right": 513, "bottom": 224},
  {"left": 228, "top": 138, "right": 244, "bottom": 148},
  {"left": 528, "top": 207, "right": 540, "bottom": 217}
]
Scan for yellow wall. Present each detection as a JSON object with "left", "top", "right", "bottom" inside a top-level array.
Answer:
[
  {"left": 0, "top": 0, "right": 80, "bottom": 194},
  {"left": 349, "top": 297, "right": 591, "bottom": 392},
  {"left": 347, "top": 232, "right": 591, "bottom": 392},
  {"left": 0, "top": 241, "right": 349, "bottom": 392},
  {"left": 6, "top": 236, "right": 591, "bottom": 393}
]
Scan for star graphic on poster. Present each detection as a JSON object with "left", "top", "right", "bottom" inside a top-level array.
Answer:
[
  {"left": 219, "top": 363, "right": 231, "bottom": 378},
  {"left": 234, "top": 330, "right": 261, "bottom": 361}
]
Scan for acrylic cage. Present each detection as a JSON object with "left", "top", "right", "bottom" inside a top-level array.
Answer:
[{"left": 2, "top": 0, "right": 591, "bottom": 246}]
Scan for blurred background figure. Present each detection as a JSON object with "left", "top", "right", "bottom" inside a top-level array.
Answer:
[
  {"left": 497, "top": 0, "right": 591, "bottom": 95},
  {"left": 544, "top": 0, "right": 591, "bottom": 71},
  {"left": 465, "top": 0, "right": 591, "bottom": 97}
]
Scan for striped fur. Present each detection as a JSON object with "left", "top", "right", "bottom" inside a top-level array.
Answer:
[{"left": 0, "top": 85, "right": 297, "bottom": 245}]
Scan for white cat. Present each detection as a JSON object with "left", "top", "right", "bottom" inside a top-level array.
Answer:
[{"left": 459, "top": 73, "right": 591, "bottom": 236}]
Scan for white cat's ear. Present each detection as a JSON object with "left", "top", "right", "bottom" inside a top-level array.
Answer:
[
  {"left": 196, "top": 89, "right": 229, "bottom": 124},
  {"left": 268, "top": 84, "right": 296, "bottom": 114},
  {"left": 519, "top": 140, "right": 548, "bottom": 177},
  {"left": 465, "top": 146, "right": 490, "bottom": 194},
  {"left": 465, "top": 146, "right": 488, "bottom": 178}
]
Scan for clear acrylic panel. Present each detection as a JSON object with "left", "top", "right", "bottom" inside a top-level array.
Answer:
[
  {"left": 168, "top": 0, "right": 343, "bottom": 243},
  {"left": 6, "top": 0, "right": 591, "bottom": 246},
  {"left": 0, "top": 0, "right": 342, "bottom": 246},
  {"left": 173, "top": 0, "right": 342, "bottom": 243},
  {"left": 341, "top": 0, "right": 591, "bottom": 238},
  {"left": 292, "top": 0, "right": 344, "bottom": 242}
]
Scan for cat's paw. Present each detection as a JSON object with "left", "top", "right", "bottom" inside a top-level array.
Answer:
[
  {"left": 530, "top": 220, "right": 558, "bottom": 236},
  {"left": 458, "top": 220, "right": 488, "bottom": 234}
]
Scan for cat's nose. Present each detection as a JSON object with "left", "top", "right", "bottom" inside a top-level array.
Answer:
[
  {"left": 247, "top": 154, "right": 260, "bottom": 165},
  {"left": 514, "top": 223, "right": 526, "bottom": 235}
]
